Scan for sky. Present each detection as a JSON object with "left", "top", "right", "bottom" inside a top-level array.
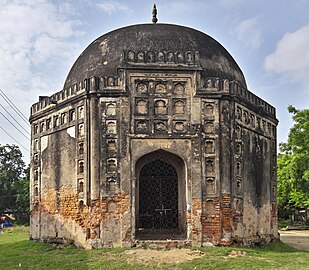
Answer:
[{"left": 0, "top": 0, "right": 308, "bottom": 164}]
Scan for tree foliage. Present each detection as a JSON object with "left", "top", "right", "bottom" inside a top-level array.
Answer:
[
  {"left": 0, "top": 144, "right": 29, "bottom": 222},
  {"left": 277, "top": 106, "right": 309, "bottom": 210}
]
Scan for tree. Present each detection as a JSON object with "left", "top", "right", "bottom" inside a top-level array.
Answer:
[
  {"left": 15, "top": 165, "right": 30, "bottom": 223},
  {"left": 0, "top": 144, "right": 28, "bottom": 222},
  {"left": 277, "top": 106, "right": 309, "bottom": 211}
]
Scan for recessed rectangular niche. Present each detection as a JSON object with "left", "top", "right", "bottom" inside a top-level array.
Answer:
[
  {"left": 205, "top": 199, "right": 215, "bottom": 215},
  {"left": 78, "top": 160, "right": 84, "bottom": 174},
  {"left": 173, "top": 121, "right": 186, "bottom": 133},
  {"left": 106, "top": 102, "right": 116, "bottom": 116},
  {"left": 173, "top": 99, "right": 186, "bottom": 115},
  {"left": 174, "top": 83, "right": 185, "bottom": 94},
  {"left": 34, "top": 154, "right": 39, "bottom": 165},
  {"left": 250, "top": 114, "right": 255, "bottom": 127},
  {"left": 135, "top": 120, "right": 149, "bottom": 133},
  {"left": 155, "top": 83, "right": 166, "bottom": 93},
  {"left": 236, "top": 106, "right": 242, "bottom": 120},
  {"left": 272, "top": 185, "right": 276, "bottom": 197},
  {"left": 154, "top": 99, "right": 168, "bottom": 115},
  {"left": 61, "top": 113, "right": 67, "bottom": 125},
  {"left": 206, "top": 177, "right": 215, "bottom": 194},
  {"left": 236, "top": 142, "right": 242, "bottom": 155},
  {"left": 243, "top": 110, "right": 248, "bottom": 124},
  {"left": 78, "top": 106, "right": 84, "bottom": 119},
  {"left": 78, "top": 123, "right": 84, "bottom": 137},
  {"left": 53, "top": 116, "right": 59, "bottom": 127},
  {"left": 236, "top": 177, "right": 242, "bottom": 192},
  {"left": 106, "top": 121, "right": 117, "bottom": 134},
  {"left": 69, "top": 110, "right": 75, "bottom": 122},
  {"left": 34, "top": 185, "right": 39, "bottom": 197},
  {"left": 46, "top": 118, "right": 51, "bottom": 130},
  {"left": 204, "top": 121, "right": 214, "bottom": 133},
  {"left": 236, "top": 161, "right": 241, "bottom": 175},
  {"left": 135, "top": 99, "right": 148, "bottom": 115},
  {"left": 107, "top": 140, "right": 117, "bottom": 154},
  {"left": 136, "top": 81, "right": 148, "bottom": 93},
  {"left": 107, "top": 178, "right": 118, "bottom": 194},
  {"left": 78, "top": 142, "right": 84, "bottom": 155},
  {"left": 205, "top": 159, "right": 215, "bottom": 174},
  {"left": 204, "top": 103, "right": 214, "bottom": 117},
  {"left": 205, "top": 141, "right": 214, "bottom": 154},
  {"left": 234, "top": 198, "right": 243, "bottom": 213},
  {"left": 235, "top": 125, "right": 241, "bottom": 140},
  {"left": 33, "top": 139, "right": 39, "bottom": 152},
  {"left": 107, "top": 159, "right": 117, "bottom": 173},
  {"left": 77, "top": 179, "right": 84, "bottom": 198},
  {"left": 154, "top": 120, "right": 168, "bottom": 133}
]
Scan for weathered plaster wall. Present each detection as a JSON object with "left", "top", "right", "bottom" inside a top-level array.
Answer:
[{"left": 30, "top": 67, "right": 278, "bottom": 248}]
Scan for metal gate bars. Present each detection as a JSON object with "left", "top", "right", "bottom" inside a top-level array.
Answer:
[{"left": 137, "top": 159, "right": 183, "bottom": 239}]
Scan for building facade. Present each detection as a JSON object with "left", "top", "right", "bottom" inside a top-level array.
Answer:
[{"left": 30, "top": 23, "right": 278, "bottom": 248}]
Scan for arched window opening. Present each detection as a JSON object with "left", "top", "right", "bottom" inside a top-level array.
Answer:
[
  {"left": 79, "top": 161, "right": 84, "bottom": 174},
  {"left": 79, "top": 200, "right": 84, "bottom": 212},
  {"left": 34, "top": 170, "right": 39, "bottom": 181},
  {"left": 79, "top": 181, "right": 84, "bottom": 193},
  {"left": 78, "top": 143, "right": 84, "bottom": 155},
  {"left": 61, "top": 113, "right": 67, "bottom": 125},
  {"left": 69, "top": 110, "right": 76, "bottom": 122},
  {"left": 78, "top": 124, "right": 84, "bottom": 137},
  {"left": 78, "top": 106, "right": 84, "bottom": 119}
]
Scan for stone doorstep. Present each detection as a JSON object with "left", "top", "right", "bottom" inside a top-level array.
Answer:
[{"left": 134, "top": 239, "right": 192, "bottom": 249}]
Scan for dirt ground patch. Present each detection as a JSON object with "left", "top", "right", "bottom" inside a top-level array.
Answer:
[
  {"left": 113, "top": 231, "right": 309, "bottom": 266},
  {"left": 280, "top": 230, "right": 309, "bottom": 251},
  {"left": 121, "top": 249, "right": 204, "bottom": 265}
]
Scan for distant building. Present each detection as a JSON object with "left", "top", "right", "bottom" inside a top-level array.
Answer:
[{"left": 30, "top": 17, "right": 278, "bottom": 248}]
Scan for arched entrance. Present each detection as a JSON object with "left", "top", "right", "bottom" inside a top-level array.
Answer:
[{"left": 135, "top": 150, "right": 186, "bottom": 240}]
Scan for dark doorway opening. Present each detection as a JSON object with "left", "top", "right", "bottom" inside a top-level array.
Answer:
[{"left": 136, "top": 151, "right": 186, "bottom": 240}]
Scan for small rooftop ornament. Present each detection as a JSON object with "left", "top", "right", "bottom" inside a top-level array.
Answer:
[{"left": 152, "top": 4, "right": 158, "bottom": 24}]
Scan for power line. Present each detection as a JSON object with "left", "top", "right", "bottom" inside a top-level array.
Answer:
[
  {"left": 0, "top": 103, "right": 30, "bottom": 136},
  {"left": 0, "top": 88, "right": 30, "bottom": 126},
  {"left": 0, "top": 126, "right": 30, "bottom": 153},
  {"left": 0, "top": 111, "right": 30, "bottom": 141}
]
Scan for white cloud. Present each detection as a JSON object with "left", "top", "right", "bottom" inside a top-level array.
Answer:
[
  {"left": 0, "top": 0, "right": 85, "bottom": 160},
  {"left": 95, "top": 0, "right": 132, "bottom": 15},
  {"left": 234, "top": 17, "right": 263, "bottom": 49},
  {"left": 264, "top": 25, "right": 309, "bottom": 87},
  {"left": 0, "top": 1, "right": 83, "bottom": 92}
]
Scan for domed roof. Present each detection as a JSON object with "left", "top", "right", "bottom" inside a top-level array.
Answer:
[{"left": 64, "top": 23, "right": 247, "bottom": 89}]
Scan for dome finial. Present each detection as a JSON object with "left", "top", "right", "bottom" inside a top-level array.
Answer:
[{"left": 152, "top": 4, "right": 158, "bottom": 24}]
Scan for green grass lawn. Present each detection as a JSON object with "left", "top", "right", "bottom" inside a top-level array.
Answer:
[{"left": 1, "top": 227, "right": 309, "bottom": 270}]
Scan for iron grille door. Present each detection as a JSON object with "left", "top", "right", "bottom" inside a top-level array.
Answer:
[{"left": 138, "top": 159, "right": 179, "bottom": 235}]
